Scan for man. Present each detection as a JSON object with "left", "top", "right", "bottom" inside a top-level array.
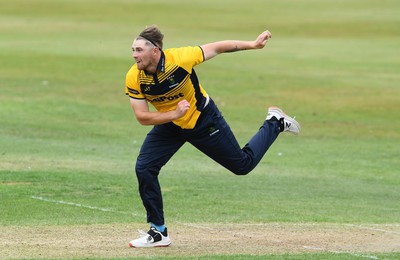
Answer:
[{"left": 125, "top": 25, "right": 300, "bottom": 248}]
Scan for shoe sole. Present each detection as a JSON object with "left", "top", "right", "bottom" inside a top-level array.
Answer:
[
  {"left": 269, "top": 106, "right": 301, "bottom": 134},
  {"left": 129, "top": 241, "right": 171, "bottom": 248}
]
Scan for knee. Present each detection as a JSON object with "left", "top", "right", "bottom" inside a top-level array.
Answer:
[
  {"left": 135, "top": 162, "right": 161, "bottom": 180},
  {"left": 135, "top": 164, "right": 152, "bottom": 180},
  {"left": 231, "top": 168, "right": 251, "bottom": 176},
  {"left": 135, "top": 161, "right": 146, "bottom": 176},
  {"left": 135, "top": 166, "right": 143, "bottom": 178},
  {"left": 225, "top": 161, "right": 253, "bottom": 176}
]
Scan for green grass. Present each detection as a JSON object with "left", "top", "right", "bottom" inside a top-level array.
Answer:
[{"left": 1, "top": 0, "right": 399, "bottom": 259}]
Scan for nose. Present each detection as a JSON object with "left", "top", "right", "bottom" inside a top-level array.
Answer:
[{"left": 132, "top": 50, "right": 139, "bottom": 59}]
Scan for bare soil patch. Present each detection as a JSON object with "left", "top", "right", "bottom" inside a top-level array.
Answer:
[{"left": 1, "top": 222, "right": 399, "bottom": 259}]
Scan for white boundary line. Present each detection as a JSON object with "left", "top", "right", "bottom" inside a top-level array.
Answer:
[
  {"left": 345, "top": 224, "right": 400, "bottom": 235},
  {"left": 30, "top": 196, "right": 140, "bottom": 216}
]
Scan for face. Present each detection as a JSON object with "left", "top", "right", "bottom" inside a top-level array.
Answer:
[{"left": 132, "top": 39, "right": 158, "bottom": 72}]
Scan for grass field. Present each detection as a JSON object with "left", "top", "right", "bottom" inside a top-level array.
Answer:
[{"left": 1, "top": 0, "right": 399, "bottom": 259}]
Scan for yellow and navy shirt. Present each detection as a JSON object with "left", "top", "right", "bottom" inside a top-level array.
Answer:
[{"left": 125, "top": 46, "right": 208, "bottom": 129}]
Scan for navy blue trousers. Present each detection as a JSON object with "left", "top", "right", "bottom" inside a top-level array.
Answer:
[{"left": 135, "top": 98, "right": 280, "bottom": 226}]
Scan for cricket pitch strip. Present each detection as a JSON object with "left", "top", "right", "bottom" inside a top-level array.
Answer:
[{"left": 1, "top": 222, "right": 399, "bottom": 259}]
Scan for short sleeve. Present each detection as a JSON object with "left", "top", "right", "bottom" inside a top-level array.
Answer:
[
  {"left": 166, "top": 46, "right": 205, "bottom": 72},
  {"left": 125, "top": 65, "right": 145, "bottom": 99}
]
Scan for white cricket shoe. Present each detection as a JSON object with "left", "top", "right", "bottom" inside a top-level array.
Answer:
[
  {"left": 266, "top": 106, "right": 301, "bottom": 135},
  {"left": 129, "top": 227, "right": 171, "bottom": 248}
]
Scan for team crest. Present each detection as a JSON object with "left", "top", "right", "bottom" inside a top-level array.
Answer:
[{"left": 167, "top": 76, "right": 175, "bottom": 85}]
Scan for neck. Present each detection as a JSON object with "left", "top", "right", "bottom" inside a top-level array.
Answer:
[
  {"left": 146, "top": 65, "right": 157, "bottom": 74},
  {"left": 146, "top": 53, "right": 161, "bottom": 74}
]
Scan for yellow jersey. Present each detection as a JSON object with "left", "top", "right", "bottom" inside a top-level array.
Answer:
[{"left": 125, "top": 46, "right": 208, "bottom": 129}]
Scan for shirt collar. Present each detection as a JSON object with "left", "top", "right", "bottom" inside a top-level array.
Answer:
[{"left": 157, "top": 51, "right": 165, "bottom": 73}]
